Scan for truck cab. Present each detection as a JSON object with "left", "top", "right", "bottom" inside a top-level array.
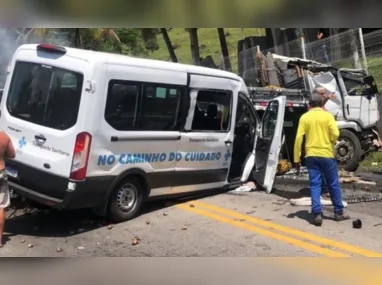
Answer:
[{"left": 248, "top": 52, "right": 380, "bottom": 172}]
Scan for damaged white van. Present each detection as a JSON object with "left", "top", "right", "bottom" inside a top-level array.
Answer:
[{"left": 0, "top": 43, "right": 286, "bottom": 222}]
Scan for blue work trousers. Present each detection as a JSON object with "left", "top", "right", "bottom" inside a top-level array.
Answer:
[{"left": 305, "top": 157, "right": 344, "bottom": 214}]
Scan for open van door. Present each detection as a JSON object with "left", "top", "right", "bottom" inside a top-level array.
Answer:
[{"left": 251, "top": 96, "right": 286, "bottom": 193}]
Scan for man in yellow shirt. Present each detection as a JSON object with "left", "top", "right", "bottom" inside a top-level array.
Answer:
[{"left": 294, "top": 88, "right": 349, "bottom": 226}]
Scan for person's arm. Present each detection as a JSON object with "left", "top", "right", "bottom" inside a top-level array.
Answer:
[
  {"left": 6, "top": 139, "right": 15, "bottom": 159},
  {"left": 293, "top": 116, "right": 305, "bottom": 164},
  {"left": 328, "top": 114, "right": 340, "bottom": 144},
  {"left": 321, "top": 92, "right": 336, "bottom": 108}
]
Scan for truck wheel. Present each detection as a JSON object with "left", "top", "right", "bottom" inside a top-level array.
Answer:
[
  {"left": 335, "top": 130, "right": 362, "bottom": 172},
  {"left": 107, "top": 176, "right": 144, "bottom": 223}
]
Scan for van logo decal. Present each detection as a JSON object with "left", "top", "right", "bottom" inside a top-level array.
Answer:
[
  {"left": 97, "top": 151, "right": 223, "bottom": 166},
  {"left": 18, "top": 137, "right": 26, "bottom": 149}
]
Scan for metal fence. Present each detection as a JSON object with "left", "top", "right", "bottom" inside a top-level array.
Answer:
[{"left": 218, "top": 28, "right": 382, "bottom": 89}]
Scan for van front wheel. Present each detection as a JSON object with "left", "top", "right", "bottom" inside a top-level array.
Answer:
[{"left": 107, "top": 176, "right": 144, "bottom": 223}]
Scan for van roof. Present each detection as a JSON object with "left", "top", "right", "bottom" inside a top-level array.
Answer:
[{"left": 17, "top": 44, "right": 243, "bottom": 82}]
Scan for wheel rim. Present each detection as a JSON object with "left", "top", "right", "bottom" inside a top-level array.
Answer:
[
  {"left": 335, "top": 139, "right": 354, "bottom": 163},
  {"left": 116, "top": 183, "right": 138, "bottom": 213}
]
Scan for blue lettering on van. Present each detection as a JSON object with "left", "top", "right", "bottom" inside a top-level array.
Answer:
[{"left": 97, "top": 151, "right": 222, "bottom": 166}]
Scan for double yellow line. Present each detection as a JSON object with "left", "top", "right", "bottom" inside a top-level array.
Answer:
[
  {"left": 176, "top": 200, "right": 382, "bottom": 258},
  {"left": 177, "top": 200, "right": 382, "bottom": 284}
]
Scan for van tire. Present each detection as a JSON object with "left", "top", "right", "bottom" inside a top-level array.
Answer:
[
  {"left": 336, "top": 130, "right": 362, "bottom": 172},
  {"left": 107, "top": 176, "right": 144, "bottom": 223}
]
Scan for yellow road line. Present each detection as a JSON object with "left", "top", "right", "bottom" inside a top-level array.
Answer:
[
  {"left": 176, "top": 204, "right": 349, "bottom": 257},
  {"left": 190, "top": 200, "right": 382, "bottom": 257}
]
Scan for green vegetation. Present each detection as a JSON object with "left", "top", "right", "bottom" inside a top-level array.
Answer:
[
  {"left": 359, "top": 151, "right": 382, "bottom": 172},
  {"left": 149, "top": 28, "right": 264, "bottom": 73}
]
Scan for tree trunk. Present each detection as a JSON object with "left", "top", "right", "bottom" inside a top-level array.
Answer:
[
  {"left": 349, "top": 30, "right": 361, "bottom": 69},
  {"left": 74, "top": 28, "right": 83, "bottom": 49},
  {"left": 188, "top": 28, "right": 201, "bottom": 65},
  {"left": 217, "top": 28, "right": 232, "bottom": 71},
  {"left": 160, "top": 28, "right": 177, "bottom": 63},
  {"left": 270, "top": 28, "right": 280, "bottom": 54}
]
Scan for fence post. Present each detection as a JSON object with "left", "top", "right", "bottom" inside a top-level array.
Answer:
[
  {"left": 301, "top": 37, "right": 306, "bottom": 59},
  {"left": 358, "top": 28, "right": 368, "bottom": 73}
]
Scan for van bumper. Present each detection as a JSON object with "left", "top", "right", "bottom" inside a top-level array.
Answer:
[{"left": 8, "top": 177, "right": 112, "bottom": 210}]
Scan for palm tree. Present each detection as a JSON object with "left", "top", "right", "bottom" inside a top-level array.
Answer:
[
  {"left": 188, "top": 28, "right": 201, "bottom": 65},
  {"left": 160, "top": 28, "right": 178, "bottom": 63},
  {"left": 217, "top": 28, "right": 232, "bottom": 71}
]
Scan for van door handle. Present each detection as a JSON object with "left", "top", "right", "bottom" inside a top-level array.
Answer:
[
  {"left": 346, "top": 104, "right": 350, "bottom": 115},
  {"left": 225, "top": 140, "right": 233, "bottom": 144},
  {"left": 35, "top": 135, "right": 46, "bottom": 142}
]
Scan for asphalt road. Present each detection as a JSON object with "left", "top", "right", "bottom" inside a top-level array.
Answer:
[
  {"left": 1, "top": 182, "right": 382, "bottom": 259},
  {"left": 3, "top": 183, "right": 382, "bottom": 283}
]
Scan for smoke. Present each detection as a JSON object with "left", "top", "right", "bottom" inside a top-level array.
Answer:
[
  {"left": 0, "top": 29, "right": 19, "bottom": 88},
  {"left": 0, "top": 29, "right": 71, "bottom": 88}
]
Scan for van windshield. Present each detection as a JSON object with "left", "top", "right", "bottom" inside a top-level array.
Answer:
[{"left": 6, "top": 61, "right": 84, "bottom": 130}]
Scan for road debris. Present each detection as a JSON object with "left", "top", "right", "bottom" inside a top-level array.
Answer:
[
  {"left": 163, "top": 212, "right": 168, "bottom": 216},
  {"left": 181, "top": 225, "right": 188, "bottom": 230},
  {"left": 21, "top": 240, "right": 25, "bottom": 243},
  {"left": 108, "top": 224, "right": 114, "bottom": 230},
  {"left": 56, "top": 247, "right": 63, "bottom": 252},
  {"left": 352, "top": 219, "right": 362, "bottom": 229},
  {"left": 145, "top": 220, "right": 150, "bottom": 225},
  {"left": 77, "top": 246, "right": 85, "bottom": 250},
  {"left": 276, "top": 160, "right": 292, "bottom": 176},
  {"left": 132, "top": 237, "right": 141, "bottom": 246},
  {"left": 290, "top": 197, "right": 348, "bottom": 207},
  {"left": 230, "top": 181, "right": 256, "bottom": 194},
  {"left": 28, "top": 244, "right": 34, "bottom": 248},
  {"left": 189, "top": 204, "right": 195, "bottom": 208}
]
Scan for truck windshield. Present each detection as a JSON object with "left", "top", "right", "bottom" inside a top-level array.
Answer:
[{"left": 6, "top": 61, "right": 84, "bottom": 130}]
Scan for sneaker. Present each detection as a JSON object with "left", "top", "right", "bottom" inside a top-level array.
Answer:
[
  {"left": 334, "top": 212, "right": 350, "bottom": 221},
  {"left": 313, "top": 213, "right": 323, "bottom": 226}
]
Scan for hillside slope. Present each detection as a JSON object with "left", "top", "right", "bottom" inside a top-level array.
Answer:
[{"left": 149, "top": 28, "right": 265, "bottom": 73}]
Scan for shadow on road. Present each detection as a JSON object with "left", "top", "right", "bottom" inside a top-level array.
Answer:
[
  {"left": 3, "top": 189, "right": 228, "bottom": 240},
  {"left": 272, "top": 186, "right": 311, "bottom": 200}
]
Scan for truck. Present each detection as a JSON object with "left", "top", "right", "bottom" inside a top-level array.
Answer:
[{"left": 246, "top": 51, "right": 381, "bottom": 172}]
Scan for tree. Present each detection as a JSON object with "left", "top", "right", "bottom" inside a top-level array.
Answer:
[
  {"left": 188, "top": 28, "right": 201, "bottom": 65},
  {"left": 24, "top": 28, "right": 121, "bottom": 49},
  {"left": 217, "top": 28, "right": 232, "bottom": 71},
  {"left": 160, "top": 28, "right": 178, "bottom": 63},
  {"left": 140, "top": 28, "right": 159, "bottom": 52}
]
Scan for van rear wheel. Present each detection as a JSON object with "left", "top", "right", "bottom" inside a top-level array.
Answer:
[{"left": 107, "top": 176, "right": 144, "bottom": 223}]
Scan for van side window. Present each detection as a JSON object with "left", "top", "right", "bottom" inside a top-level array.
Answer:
[
  {"left": 104, "top": 80, "right": 184, "bottom": 131},
  {"left": 140, "top": 85, "right": 182, "bottom": 131},
  {"left": 105, "top": 80, "right": 140, "bottom": 131},
  {"left": 262, "top": 100, "right": 279, "bottom": 139},
  {"left": 191, "top": 90, "right": 232, "bottom": 132}
]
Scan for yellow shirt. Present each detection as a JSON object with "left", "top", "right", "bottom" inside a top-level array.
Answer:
[{"left": 293, "top": 107, "right": 339, "bottom": 163}]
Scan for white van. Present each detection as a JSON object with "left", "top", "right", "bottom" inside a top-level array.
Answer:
[{"left": 0, "top": 44, "right": 286, "bottom": 222}]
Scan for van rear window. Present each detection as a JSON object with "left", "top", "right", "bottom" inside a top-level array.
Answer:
[{"left": 6, "top": 61, "right": 84, "bottom": 130}]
